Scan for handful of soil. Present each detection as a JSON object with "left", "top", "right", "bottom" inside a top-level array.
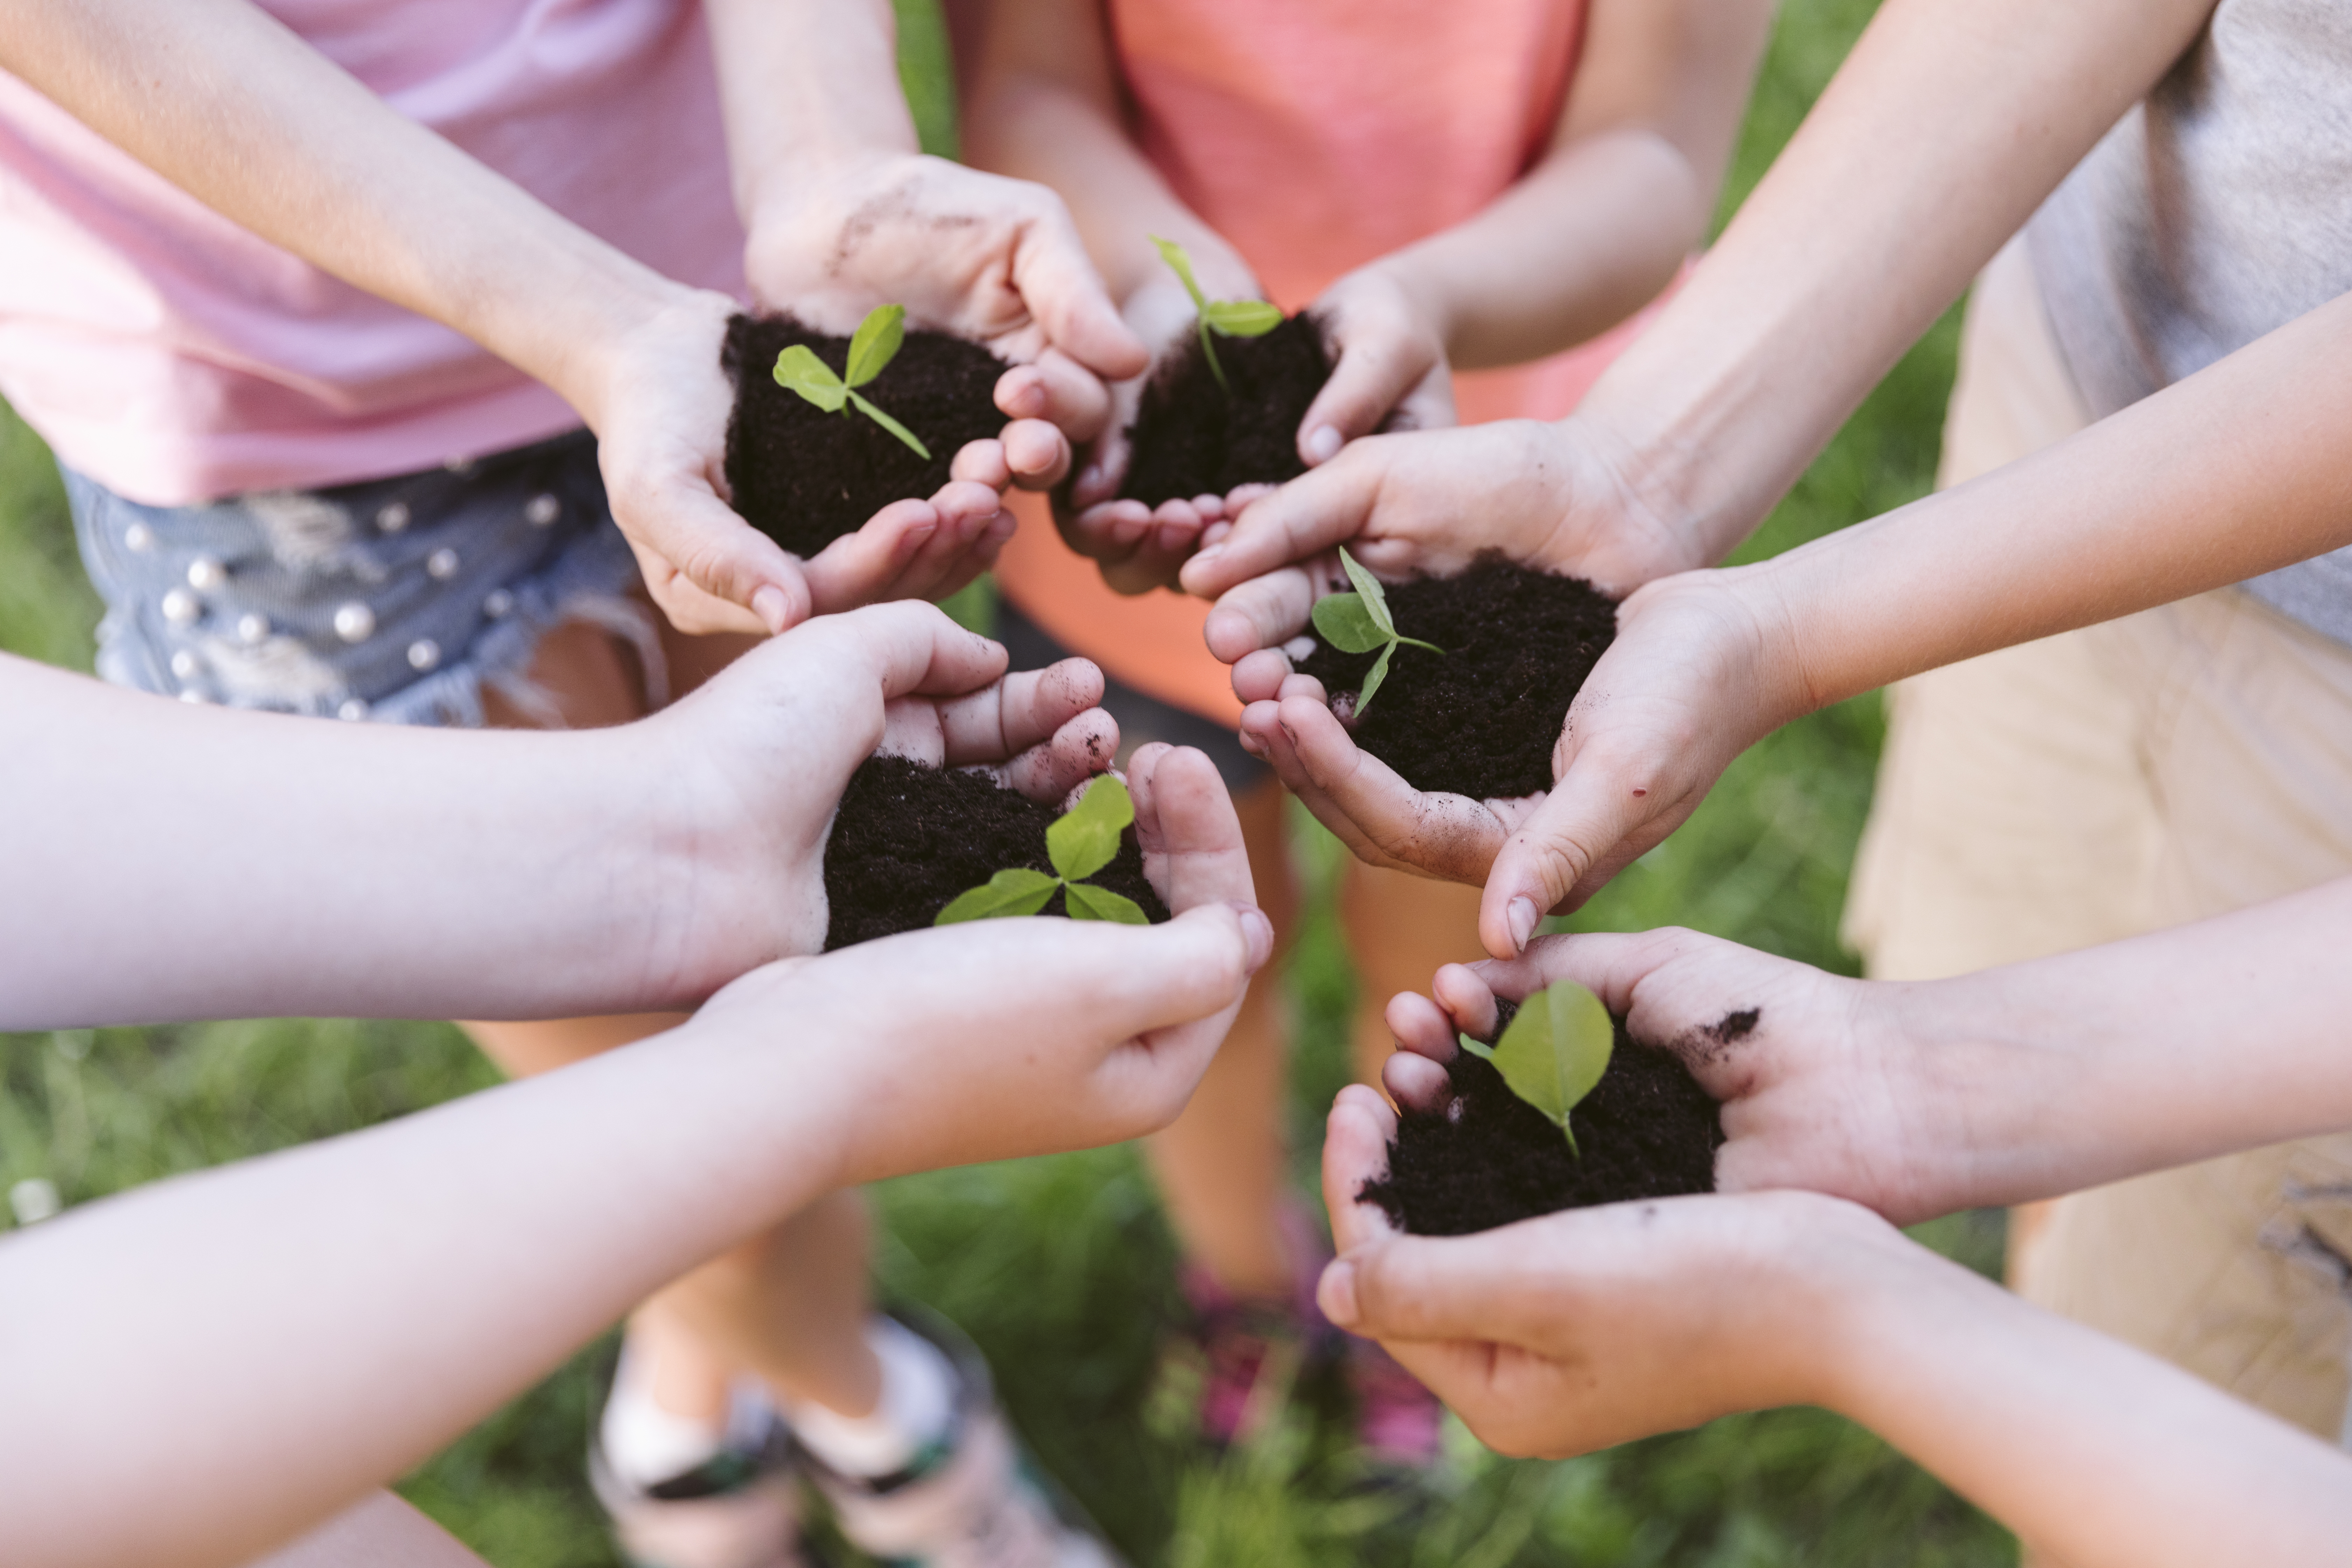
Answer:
[
  {"left": 1360, "top": 1002, "right": 1727, "bottom": 1237},
  {"left": 823, "top": 755, "right": 1169, "bottom": 950},
  {"left": 1294, "top": 556, "right": 1617, "bottom": 800},
  {"left": 1119, "top": 314, "right": 1332, "bottom": 506},
  {"left": 723, "top": 314, "right": 1009, "bottom": 559}
]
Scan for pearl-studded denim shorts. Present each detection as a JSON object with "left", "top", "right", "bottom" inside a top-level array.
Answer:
[{"left": 66, "top": 428, "right": 663, "bottom": 726}]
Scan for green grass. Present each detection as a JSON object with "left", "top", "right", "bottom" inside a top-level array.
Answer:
[{"left": 0, "top": 1, "right": 2012, "bottom": 1563}]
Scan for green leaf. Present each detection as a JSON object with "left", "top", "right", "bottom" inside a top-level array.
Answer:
[
  {"left": 1152, "top": 235, "right": 1209, "bottom": 311},
  {"left": 1336, "top": 547, "right": 1395, "bottom": 638},
  {"left": 1354, "top": 640, "right": 1395, "bottom": 714},
  {"left": 1456, "top": 1031, "right": 1495, "bottom": 1061},
  {"left": 774, "top": 345, "right": 847, "bottom": 412},
  {"left": 1202, "top": 299, "right": 1283, "bottom": 338},
  {"left": 934, "top": 867, "right": 1060, "bottom": 924},
  {"left": 1198, "top": 324, "right": 1231, "bottom": 397},
  {"left": 845, "top": 304, "right": 906, "bottom": 388},
  {"left": 845, "top": 390, "right": 933, "bottom": 461},
  {"left": 1065, "top": 881, "right": 1150, "bottom": 924},
  {"left": 1311, "top": 593, "right": 1388, "bottom": 654},
  {"left": 1486, "top": 981, "right": 1615, "bottom": 1154},
  {"left": 1045, "top": 775, "right": 1134, "bottom": 883}
]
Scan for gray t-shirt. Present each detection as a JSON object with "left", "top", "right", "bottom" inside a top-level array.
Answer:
[{"left": 2028, "top": 0, "right": 2352, "bottom": 646}]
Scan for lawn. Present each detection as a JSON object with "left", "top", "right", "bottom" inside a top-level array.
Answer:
[{"left": 0, "top": 2, "right": 2011, "bottom": 1563}]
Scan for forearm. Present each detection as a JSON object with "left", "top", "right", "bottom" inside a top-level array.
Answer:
[
  {"left": 1, "top": 0, "right": 705, "bottom": 430},
  {"left": 1740, "top": 287, "right": 2352, "bottom": 715},
  {"left": 0, "top": 1010, "right": 845, "bottom": 1568},
  {"left": 1380, "top": 134, "right": 1702, "bottom": 371},
  {"left": 707, "top": 0, "right": 921, "bottom": 227},
  {"left": 1575, "top": 0, "right": 2211, "bottom": 561},
  {"left": 1827, "top": 1241, "right": 2352, "bottom": 1568},
  {"left": 0, "top": 658, "right": 712, "bottom": 1028},
  {"left": 963, "top": 4, "right": 1248, "bottom": 299},
  {"left": 1892, "top": 877, "right": 2352, "bottom": 1209}
]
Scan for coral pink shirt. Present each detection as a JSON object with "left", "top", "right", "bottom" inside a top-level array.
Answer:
[
  {"left": 0, "top": 0, "right": 746, "bottom": 505},
  {"left": 994, "top": 0, "right": 1675, "bottom": 723}
]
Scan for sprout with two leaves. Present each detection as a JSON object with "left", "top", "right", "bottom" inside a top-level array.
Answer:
[
  {"left": 1458, "top": 980, "right": 1615, "bottom": 1156},
  {"left": 772, "top": 304, "right": 932, "bottom": 460},
  {"left": 934, "top": 775, "right": 1150, "bottom": 926},
  {"left": 1311, "top": 546, "right": 1444, "bottom": 716},
  {"left": 1152, "top": 236, "right": 1284, "bottom": 398}
]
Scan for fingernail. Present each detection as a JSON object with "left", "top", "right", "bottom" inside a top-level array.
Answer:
[
  {"left": 1305, "top": 425, "right": 1343, "bottom": 464},
  {"left": 1234, "top": 904, "right": 1276, "bottom": 974},
  {"left": 1507, "top": 896, "right": 1539, "bottom": 954},
  {"left": 1191, "top": 544, "right": 1223, "bottom": 572},
  {"left": 1317, "top": 1259, "right": 1360, "bottom": 1328},
  {"left": 751, "top": 586, "right": 789, "bottom": 635}
]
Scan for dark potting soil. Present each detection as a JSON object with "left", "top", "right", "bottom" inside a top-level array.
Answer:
[
  {"left": 722, "top": 314, "right": 1008, "bottom": 559},
  {"left": 822, "top": 754, "right": 1169, "bottom": 951},
  {"left": 1118, "top": 313, "right": 1332, "bottom": 506},
  {"left": 1294, "top": 555, "right": 1618, "bottom": 800},
  {"left": 1361, "top": 1002, "right": 1728, "bottom": 1237}
]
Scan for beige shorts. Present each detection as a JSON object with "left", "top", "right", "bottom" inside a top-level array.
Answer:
[{"left": 1842, "top": 236, "right": 2352, "bottom": 1444}]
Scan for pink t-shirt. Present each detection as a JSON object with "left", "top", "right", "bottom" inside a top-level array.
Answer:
[{"left": 0, "top": 0, "right": 746, "bottom": 505}]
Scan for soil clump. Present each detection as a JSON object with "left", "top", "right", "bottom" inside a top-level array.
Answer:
[
  {"left": 723, "top": 314, "right": 1007, "bottom": 558},
  {"left": 823, "top": 755, "right": 1168, "bottom": 950},
  {"left": 1119, "top": 314, "right": 1331, "bottom": 505},
  {"left": 1294, "top": 556, "right": 1617, "bottom": 799},
  {"left": 1362, "top": 1002, "right": 1724, "bottom": 1236}
]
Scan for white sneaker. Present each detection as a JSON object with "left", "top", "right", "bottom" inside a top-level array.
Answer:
[
  {"left": 590, "top": 1381, "right": 812, "bottom": 1568},
  {"left": 808, "top": 1314, "right": 1122, "bottom": 1568}
]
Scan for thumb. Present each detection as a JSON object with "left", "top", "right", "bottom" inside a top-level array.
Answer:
[
  {"left": 1296, "top": 330, "right": 1440, "bottom": 467},
  {"left": 627, "top": 482, "right": 808, "bottom": 635},
  {"left": 1013, "top": 210, "right": 1149, "bottom": 381},
  {"left": 1180, "top": 448, "right": 1380, "bottom": 599},
  {"left": 1479, "top": 741, "right": 1663, "bottom": 957},
  {"left": 1325, "top": 1229, "right": 1556, "bottom": 1347}
]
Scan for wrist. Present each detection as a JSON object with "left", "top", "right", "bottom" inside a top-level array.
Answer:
[{"left": 553, "top": 280, "right": 739, "bottom": 439}]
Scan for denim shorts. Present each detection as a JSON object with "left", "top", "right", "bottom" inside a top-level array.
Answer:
[{"left": 67, "top": 429, "right": 660, "bottom": 727}]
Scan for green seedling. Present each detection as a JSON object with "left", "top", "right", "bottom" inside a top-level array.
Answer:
[
  {"left": 934, "top": 775, "right": 1150, "bottom": 926},
  {"left": 1153, "top": 236, "right": 1284, "bottom": 397},
  {"left": 1309, "top": 546, "right": 1443, "bottom": 715},
  {"left": 771, "top": 304, "right": 932, "bottom": 460},
  {"left": 1457, "top": 980, "right": 1614, "bottom": 1156}
]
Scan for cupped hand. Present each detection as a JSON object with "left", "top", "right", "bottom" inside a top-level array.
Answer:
[
  {"left": 1315, "top": 1083, "right": 1904, "bottom": 1459},
  {"left": 747, "top": 152, "right": 1148, "bottom": 502},
  {"left": 1290, "top": 261, "right": 1457, "bottom": 465},
  {"left": 581, "top": 289, "right": 1025, "bottom": 635},
  {"left": 626, "top": 600, "right": 1118, "bottom": 996},
  {"left": 701, "top": 741, "right": 1272, "bottom": 1185},
  {"left": 1383, "top": 930, "right": 2085, "bottom": 1226},
  {"left": 1214, "top": 564, "right": 1803, "bottom": 957}
]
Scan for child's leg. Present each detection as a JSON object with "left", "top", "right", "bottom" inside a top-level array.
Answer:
[
  {"left": 1141, "top": 776, "right": 1300, "bottom": 1300},
  {"left": 1337, "top": 863, "right": 1488, "bottom": 1093}
]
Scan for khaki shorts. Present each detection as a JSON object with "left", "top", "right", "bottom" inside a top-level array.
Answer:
[{"left": 1842, "top": 236, "right": 2352, "bottom": 1444}]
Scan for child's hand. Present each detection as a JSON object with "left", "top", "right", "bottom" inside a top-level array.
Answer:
[
  {"left": 1209, "top": 564, "right": 1800, "bottom": 956},
  {"left": 1315, "top": 1082, "right": 1901, "bottom": 1458},
  {"left": 1383, "top": 933, "right": 2026, "bottom": 1227},
  {"left": 1292, "top": 262, "right": 1458, "bottom": 465},
  {"left": 630, "top": 600, "right": 1118, "bottom": 996},
  {"left": 696, "top": 741, "right": 1271, "bottom": 1184},
  {"left": 746, "top": 152, "right": 1147, "bottom": 498},
  {"left": 583, "top": 290, "right": 1018, "bottom": 636}
]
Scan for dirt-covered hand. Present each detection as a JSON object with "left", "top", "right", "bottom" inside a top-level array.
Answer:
[
  {"left": 1316, "top": 1083, "right": 1896, "bottom": 1459},
  {"left": 746, "top": 152, "right": 1147, "bottom": 501},
  {"left": 1385, "top": 933, "right": 2024, "bottom": 1227},
  {"left": 1292, "top": 262, "right": 1457, "bottom": 465},
  {"left": 1178, "top": 414, "right": 1697, "bottom": 615},
  {"left": 630, "top": 601, "right": 1116, "bottom": 993},
  {"left": 700, "top": 741, "right": 1272, "bottom": 1186}
]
